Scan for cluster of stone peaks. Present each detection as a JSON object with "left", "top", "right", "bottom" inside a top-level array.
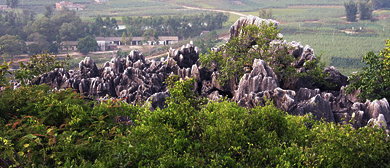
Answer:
[{"left": 34, "top": 16, "right": 390, "bottom": 129}]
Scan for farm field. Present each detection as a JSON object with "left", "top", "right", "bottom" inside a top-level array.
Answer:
[
  {"left": 1, "top": 0, "right": 390, "bottom": 74},
  {"left": 1, "top": 0, "right": 347, "bottom": 15},
  {"left": 269, "top": 6, "right": 390, "bottom": 75}
]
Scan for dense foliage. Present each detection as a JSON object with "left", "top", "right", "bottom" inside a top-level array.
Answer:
[
  {"left": 199, "top": 23, "right": 327, "bottom": 89},
  {"left": 200, "top": 23, "right": 281, "bottom": 85},
  {"left": 0, "top": 53, "right": 70, "bottom": 86},
  {"left": 359, "top": 0, "right": 374, "bottom": 20},
  {"left": 193, "top": 31, "right": 220, "bottom": 54},
  {"left": 0, "top": 9, "right": 86, "bottom": 55},
  {"left": 345, "top": 1, "right": 358, "bottom": 22},
  {"left": 0, "top": 10, "right": 228, "bottom": 56},
  {"left": 347, "top": 39, "right": 390, "bottom": 101},
  {"left": 0, "top": 35, "right": 26, "bottom": 57},
  {"left": 121, "top": 13, "right": 228, "bottom": 39},
  {"left": 77, "top": 36, "right": 98, "bottom": 55},
  {"left": 344, "top": 0, "right": 376, "bottom": 22},
  {"left": 1, "top": 76, "right": 390, "bottom": 167}
]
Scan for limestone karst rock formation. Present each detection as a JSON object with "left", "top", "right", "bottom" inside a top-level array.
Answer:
[{"left": 33, "top": 15, "right": 390, "bottom": 129}]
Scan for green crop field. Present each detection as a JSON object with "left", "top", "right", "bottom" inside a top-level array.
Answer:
[{"left": 2, "top": 0, "right": 390, "bottom": 74}]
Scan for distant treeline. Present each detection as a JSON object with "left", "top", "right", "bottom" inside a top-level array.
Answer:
[
  {"left": 121, "top": 13, "right": 228, "bottom": 39},
  {"left": 0, "top": 8, "right": 89, "bottom": 55},
  {"left": 0, "top": 8, "right": 228, "bottom": 56}
]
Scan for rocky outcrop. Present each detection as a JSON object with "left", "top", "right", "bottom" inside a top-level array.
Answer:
[
  {"left": 296, "top": 94, "right": 334, "bottom": 122},
  {"left": 229, "top": 15, "right": 279, "bottom": 39},
  {"left": 234, "top": 59, "right": 279, "bottom": 101},
  {"left": 79, "top": 57, "right": 99, "bottom": 78},
  {"left": 32, "top": 15, "right": 390, "bottom": 129},
  {"left": 169, "top": 43, "right": 199, "bottom": 68},
  {"left": 322, "top": 66, "right": 349, "bottom": 91},
  {"left": 146, "top": 92, "right": 170, "bottom": 111},
  {"left": 35, "top": 47, "right": 203, "bottom": 105}
]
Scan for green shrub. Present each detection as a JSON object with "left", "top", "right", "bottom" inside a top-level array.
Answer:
[
  {"left": 199, "top": 24, "right": 327, "bottom": 89},
  {"left": 15, "top": 53, "right": 70, "bottom": 85},
  {"left": 347, "top": 39, "right": 390, "bottom": 100}
]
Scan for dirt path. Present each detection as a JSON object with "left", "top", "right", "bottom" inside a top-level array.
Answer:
[{"left": 181, "top": 5, "right": 247, "bottom": 17}]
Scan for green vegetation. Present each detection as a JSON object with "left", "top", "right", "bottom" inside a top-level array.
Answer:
[
  {"left": 347, "top": 39, "right": 390, "bottom": 101},
  {"left": 122, "top": 13, "right": 228, "bottom": 39},
  {"left": 0, "top": 8, "right": 84, "bottom": 55},
  {"left": 0, "top": 53, "right": 70, "bottom": 86},
  {"left": 359, "top": 0, "right": 374, "bottom": 20},
  {"left": 194, "top": 30, "right": 219, "bottom": 54},
  {"left": 0, "top": 35, "right": 26, "bottom": 58},
  {"left": 1, "top": 75, "right": 390, "bottom": 167},
  {"left": 345, "top": 1, "right": 358, "bottom": 22},
  {"left": 200, "top": 23, "right": 280, "bottom": 84},
  {"left": 6, "top": 0, "right": 19, "bottom": 9},
  {"left": 2, "top": 1, "right": 390, "bottom": 166},
  {"left": 77, "top": 36, "right": 98, "bottom": 55},
  {"left": 200, "top": 24, "right": 326, "bottom": 89},
  {"left": 16, "top": 53, "right": 70, "bottom": 85}
]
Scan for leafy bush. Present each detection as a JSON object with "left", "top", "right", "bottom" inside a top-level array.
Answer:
[
  {"left": 200, "top": 23, "right": 327, "bottom": 89},
  {"left": 0, "top": 61, "right": 12, "bottom": 86},
  {"left": 347, "top": 39, "right": 390, "bottom": 100},
  {"left": 0, "top": 86, "right": 140, "bottom": 167},
  {"left": 200, "top": 23, "right": 282, "bottom": 84}
]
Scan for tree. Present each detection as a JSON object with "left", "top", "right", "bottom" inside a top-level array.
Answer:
[
  {"left": 29, "top": 17, "right": 57, "bottom": 42},
  {"left": 200, "top": 23, "right": 326, "bottom": 89},
  {"left": 345, "top": 1, "right": 358, "bottom": 22},
  {"left": 77, "top": 36, "right": 98, "bottom": 55},
  {"left": 6, "top": 0, "right": 19, "bottom": 8},
  {"left": 121, "top": 32, "right": 127, "bottom": 45},
  {"left": 59, "top": 22, "right": 78, "bottom": 41},
  {"left": 27, "top": 43, "right": 41, "bottom": 55},
  {"left": 0, "top": 35, "right": 26, "bottom": 57},
  {"left": 142, "top": 28, "right": 158, "bottom": 44},
  {"left": 200, "top": 23, "right": 282, "bottom": 84},
  {"left": 27, "top": 33, "right": 51, "bottom": 52},
  {"left": 194, "top": 31, "right": 219, "bottom": 54},
  {"left": 259, "top": 9, "right": 274, "bottom": 19},
  {"left": 21, "top": 9, "right": 36, "bottom": 24},
  {"left": 347, "top": 40, "right": 390, "bottom": 100},
  {"left": 359, "top": 0, "right": 374, "bottom": 20},
  {"left": 43, "top": 5, "right": 54, "bottom": 18},
  {"left": 371, "top": 0, "right": 390, "bottom": 9}
]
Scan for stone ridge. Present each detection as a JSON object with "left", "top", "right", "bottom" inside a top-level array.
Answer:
[{"left": 33, "top": 16, "right": 390, "bottom": 129}]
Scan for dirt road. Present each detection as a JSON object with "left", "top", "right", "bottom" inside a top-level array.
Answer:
[{"left": 181, "top": 5, "right": 247, "bottom": 17}]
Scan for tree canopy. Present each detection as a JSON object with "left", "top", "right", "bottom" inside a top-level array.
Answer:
[
  {"left": 77, "top": 36, "right": 98, "bottom": 55},
  {"left": 0, "top": 35, "right": 26, "bottom": 56},
  {"left": 345, "top": 1, "right": 358, "bottom": 22},
  {"left": 359, "top": 0, "right": 374, "bottom": 20},
  {"left": 6, "top": 0, "right": 19, "bottom": 8},
  {"left": 199, "top": 23, "right": 326, "bottom": 89}
]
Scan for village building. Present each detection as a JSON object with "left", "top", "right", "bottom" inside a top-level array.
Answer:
[
  {"left": 95, "top": 0, "right": 108, "bottom": 3},
  {"left": 96, "top": 36, "right": 179, "bottom": 51},
  {"left": 59, "top": 41, "right": 78, "bottom": 51},
  {"left": 0, "top": 5, "right": 11, "bottom": 10},
  {"left": 200, "top": 30, "right": 210, "bottom": 36},
  {"left": 55, "top": 1, "right": 85, "bottom": 11}
]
